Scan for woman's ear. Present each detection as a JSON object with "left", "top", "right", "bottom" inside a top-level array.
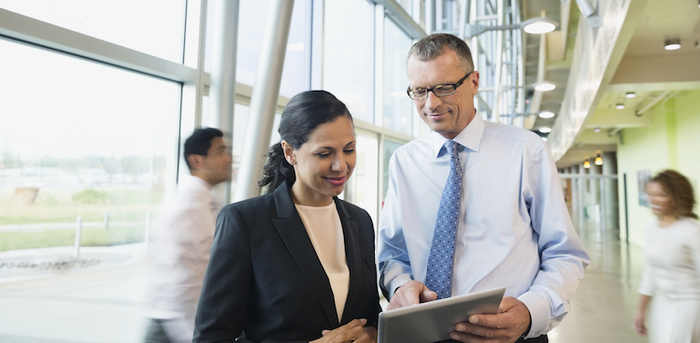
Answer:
[{"left": 281, "top": 141, "right": 296, "bottom": 165}]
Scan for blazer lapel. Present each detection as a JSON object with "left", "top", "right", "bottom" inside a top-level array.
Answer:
[
  {"left": 271, "top": 184, "right": 339, "bottom": 327},
  {"left": 336, "top": 199, "right": 362, "bottom": 324}
]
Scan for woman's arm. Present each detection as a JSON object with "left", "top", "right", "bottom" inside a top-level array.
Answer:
[
  {"left": 194, "top": 205, "right": 252, "bottom": 342},
  {"left": 634, "top": 294, "right": 651, "bottom": 336}
]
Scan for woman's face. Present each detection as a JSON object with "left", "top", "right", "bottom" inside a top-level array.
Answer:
[
  {"left": 283, "top": 116, "right": 356, "bottom": 206},
  {"left": 646, "top": 181, "right": 674, "bottom": 217}
]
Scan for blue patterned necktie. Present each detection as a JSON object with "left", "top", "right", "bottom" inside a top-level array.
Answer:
[{"left": 425, "top": 140, "right": 463, "bottom": 299}]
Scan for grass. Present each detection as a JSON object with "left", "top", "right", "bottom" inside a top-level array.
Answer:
[
  {"left": 0, "top": 189, "right": 160, "bottom": 251},
  {"left": 0, "top": 227, "right": 146, "bottom": 252}
]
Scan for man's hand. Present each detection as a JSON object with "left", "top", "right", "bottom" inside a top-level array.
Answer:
[
  {"left": 386, "top": 280, "right": 437, "bottom": 310},
  {"left": 449, "top": 296, "right": 531, "bottom": 343}
]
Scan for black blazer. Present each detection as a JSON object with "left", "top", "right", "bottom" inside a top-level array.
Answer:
[{"left": 194, "top": 182, "right": 381, "bottom": 343}]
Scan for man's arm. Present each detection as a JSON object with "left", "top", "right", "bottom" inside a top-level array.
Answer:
[
  {"left": 377, "top": 153, "right": 415, "bottom": 300},
  {"left": 447, "top": 142, "right": 588, "bottom": 342},
  {"left": 513, "top": 142, "right": 589, "bottom": 337}
]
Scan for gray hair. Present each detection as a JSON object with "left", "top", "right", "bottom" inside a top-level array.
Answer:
[{"left": 407, "top": 33, "right": 474, "bottom": 73}]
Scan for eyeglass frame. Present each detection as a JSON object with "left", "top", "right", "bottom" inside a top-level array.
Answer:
[{"left": 406, "top": 71, "right": 475, "bottom": 100}]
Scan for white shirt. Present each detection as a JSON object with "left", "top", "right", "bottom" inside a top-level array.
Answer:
[
  {"left": 378, "top": 113, "right": 590, "bottom": 337},
  {"left": 639, "top": 217, "right": 700, "bottom": 299},
  {"left": 296, "top": 202, "right": 350, "bottom": 321},
  {"left": 146, "top": 175, "right": 217, "bottom": 343}
]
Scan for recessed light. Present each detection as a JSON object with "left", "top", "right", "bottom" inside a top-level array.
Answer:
[
  {"left": 594, "top": 128, "right": 601, "bottom": 133},
  {"left": 665, "top": 39, "right": 681, "bottom": 51},
  {"left": 541, "top": 137, "right": 548, "bottom": 142},
  {"left": 538, "top": 111, "right": 555, "bottom": 118},
  {"left": 539, "top": 127, "right": 552, "bottom": 133},
  {"left": 625, "top": 92, "right": 636, "bottom": 98},
  {"left": 616, "top": 103, "right": 625, "bottom": 110}
]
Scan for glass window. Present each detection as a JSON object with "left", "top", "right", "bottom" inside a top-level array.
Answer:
[
  {"left": 229, "top": 104, "right": 282, "bottom": 196},
  {"left": 0, "top": 39, "right": 180, "bottom": 341},
  {"left": 0, "top": 0, "right": 187, "bottom": 63},
  {"left": 323, "top": 0, "right": 375, "bottom": 123},
  {"left": 234, "top": 0, "right": 310, "bottom": 98},
  {"left": 383, "top": 139, "right": 404, "bottom": 201},
  {"left": 346, "top": 130, "right": 379, "bottom": 226},
  {"left": 383, "top": 18, "right": 414, "bottom": 135}
]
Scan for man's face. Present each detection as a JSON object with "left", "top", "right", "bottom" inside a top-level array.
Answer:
[
  {"left": 201, "top": 136, "right": 232, "bottom": 186},
  {"left": 407, "top": 49, "right": 479, "bottom": 139}
]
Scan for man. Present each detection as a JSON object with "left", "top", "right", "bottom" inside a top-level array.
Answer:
[
  {"left": 377, "top": 33, "right": 589, "bottom": 343},
  {"left": 144, "top": 128, "right": 232, "bottom": 343}
]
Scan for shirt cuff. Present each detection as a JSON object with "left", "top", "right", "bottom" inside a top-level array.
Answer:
[
  {"left": 387, "top": 275, "right": 414, "bottom": 299},
  {"left": 517, "top": 291, "right": 548, "bottom": 338}
]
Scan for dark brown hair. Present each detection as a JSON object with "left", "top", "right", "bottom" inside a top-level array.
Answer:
[
  {"left": 407, "top": 33, "right": 474, "bottom": 73},
  {"left": 649, "top": 169, "right": 698, "bottom": 219}
]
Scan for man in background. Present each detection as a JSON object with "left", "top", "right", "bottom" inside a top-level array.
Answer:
[{"left": 144, "top": 127, "right": 232, "bottom": 343}]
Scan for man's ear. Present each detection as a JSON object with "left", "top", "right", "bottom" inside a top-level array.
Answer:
[
  {"left": 281, "top": 141, "right": 296, "bottom": 165},
  {"left": 188, "top": 154, "right": 205, "bottom": 170}
]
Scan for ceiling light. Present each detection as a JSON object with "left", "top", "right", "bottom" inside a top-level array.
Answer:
[
  {"left": 594, "top": 128, "right": 601, "bottom": 133},
  {"left": 538, "top": 111, "right": 555, "bottom": 118},
  {"left": 539, "top": 127, "right": 552, "bottom": 133},
  {"left": 583, "top": 159, "right": 591, "bottom": 169},
  {"left": 616, "top": 103, "right": 625, "bottom": 110},
  {"left": 534, "top": 81, "right": 556, "bottom": 92},
  {"left": 522, "top": 17, "right": 558, "bottom": 34},
  {"left": 664, "top": 39, "right": 681, "bottom": 51},
  {"left": 595, "top": 153, "right": 603, "bottom": 166},
  {"left": 625, "top": 92, "right": 636, "bottom": 98}
]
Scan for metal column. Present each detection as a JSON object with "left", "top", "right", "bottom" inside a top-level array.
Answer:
[
  {"left": 209, "top": 0, "right": 240, "bottom": 205},
  {"left": 234, "top": 0, "right": 295, "bottom": 202}
]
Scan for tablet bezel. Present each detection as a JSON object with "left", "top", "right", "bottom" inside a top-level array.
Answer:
[{"left": 378, "top": 286, "right": 506, "bottom": 343}]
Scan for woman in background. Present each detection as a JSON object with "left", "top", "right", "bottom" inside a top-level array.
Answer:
[
  {"left": 193, "top": 90, "right": 380, "bottom": 343},
  {"left": 634, "top": 169, "right": 700, "bottom": 342}
]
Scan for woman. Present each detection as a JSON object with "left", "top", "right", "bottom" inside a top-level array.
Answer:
[
  {"left": 634, "top": 169, "right": 700, "bottom": 342},
  {"left": 194, "top": 90, "right": 380, "bottom": 343}
]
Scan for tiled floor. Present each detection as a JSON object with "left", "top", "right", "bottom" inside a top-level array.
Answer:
[
  {"left": 548, "top": 223, "right": 647, "bottom": 343},
  {"left": 0, "top": 221, "right": 650, "bottom": 343}
]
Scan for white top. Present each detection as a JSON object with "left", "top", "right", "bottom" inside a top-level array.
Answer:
[
  {"left": 639, "top": 217, "right": 700, "bottom": 300},
  {"left": 146, "top": 175, "right": 218, "bottom": 342},
  {"left": 296, "top": 202, "right": 349, "bottom": 321}
]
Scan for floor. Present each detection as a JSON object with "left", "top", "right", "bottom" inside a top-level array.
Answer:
[{"left": 0, "top": 221, "right": 649, "bottom": 343}]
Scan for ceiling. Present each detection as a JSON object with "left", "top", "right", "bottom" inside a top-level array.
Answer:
[{"left": 519, "top": 0, "right": 700, "bottom": 169}]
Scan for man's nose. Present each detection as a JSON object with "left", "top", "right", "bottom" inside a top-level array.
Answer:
[{"left": 425, "top": 91, "right": 442, "bottom": 111}]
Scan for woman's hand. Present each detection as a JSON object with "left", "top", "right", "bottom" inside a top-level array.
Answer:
[
  {"left": 634, "top": 309, "right": 647, "bottom": 336},
  {"left": 312, "top": 318, "right": 377, "bottom": 343}
]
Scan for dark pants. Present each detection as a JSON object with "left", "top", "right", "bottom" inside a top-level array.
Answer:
[
  {"left": 435, "top": 335, "right": 548, "bottom": 343},
  {"left": 144, "top": 318, "right": 172, "bottom": 343}
]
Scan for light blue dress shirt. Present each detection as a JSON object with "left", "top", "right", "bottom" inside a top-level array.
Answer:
[{"left": 377, "top": 113, "right": 590, "bottom": 338}]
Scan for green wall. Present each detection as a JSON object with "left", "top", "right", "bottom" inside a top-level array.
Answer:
[{"left": 617, "top": 90, "right": 700, "bottom": 247}]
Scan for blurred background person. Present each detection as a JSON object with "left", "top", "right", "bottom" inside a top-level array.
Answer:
[
  {"left": 193, "top": 90, "right": 380, "bottom": 343},
  {"left": 635, "top": 169, "right": 700, "bottom": 342},
  {"left": 144, "top": 128, "right": 232, "bottom": 343}
]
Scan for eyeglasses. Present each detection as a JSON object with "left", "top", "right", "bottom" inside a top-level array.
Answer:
[{"left": 406, "top": 71, "right": 474, "bottom": 100}]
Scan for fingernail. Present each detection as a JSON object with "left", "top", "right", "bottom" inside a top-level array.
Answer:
[
  {"left": 456, "top": 324, "right": 466, "bottom": 331},
  {"left": 469, "top": 315, "right": 478, "bottom": 324},
  {"left": 451, "top": 333, "right": 459, "bottom": 340}
]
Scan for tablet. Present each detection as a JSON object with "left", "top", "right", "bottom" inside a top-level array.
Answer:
[{"left": 378, "top": 286, "right": 506, "bottom": 343}]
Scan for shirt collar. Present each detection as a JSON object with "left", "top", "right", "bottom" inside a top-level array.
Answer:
[{"left": 430, "top": 110, "right": 485, "bottom": 158}]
